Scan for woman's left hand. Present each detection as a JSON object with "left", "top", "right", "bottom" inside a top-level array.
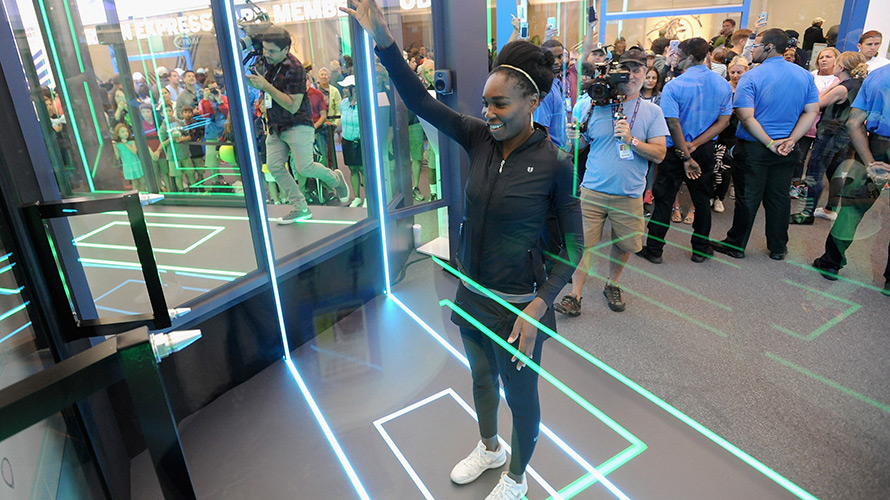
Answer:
[{"left": 507, "top": 298, "right": 548, "bottom": 370}]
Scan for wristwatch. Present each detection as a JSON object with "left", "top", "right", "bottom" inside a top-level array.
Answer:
[{"left": 631, "top": 137, "right": 640, "bottom": 148}]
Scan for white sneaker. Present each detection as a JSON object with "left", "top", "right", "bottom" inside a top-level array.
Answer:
[
  {"left": 348, "top": 198, "right": 362, "bottom": 208},
  {"left": 713, "top": 199, "right": 725, "bottom": 213},
  {"left": 361, "top": 199, "right": 368, "bottom": 208},
  {"left": 813, "top": 207, "right": 837, "bottom": 221},
  {"left": 485, "top": 471, "right": 527, "bottom": 500},
  {"left": 450, "top": 441, "right": 507, "bottom": 485}
]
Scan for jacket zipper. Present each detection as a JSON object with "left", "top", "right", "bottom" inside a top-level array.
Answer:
[{"left": 473, "top": 157, "right": 506, "bottom": 278}]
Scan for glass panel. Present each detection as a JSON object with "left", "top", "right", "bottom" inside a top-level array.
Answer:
[
  {"left": 602, "top": 12, "right": 741, "bottom": 50},
  {"left": 370, "top": 1, "right": 439, "bottom": 209},
  {"left": 605, "top": 0, "right": 739, "bottom": 14},
  {"left": 2, "top": 0, "right": 259, "bottom": 303},
  {"left": 0, "top": 214, "right": 104, "bottom": 500},
  {"left": 235, "top": 0, "right": 371, "bottom": 259}
]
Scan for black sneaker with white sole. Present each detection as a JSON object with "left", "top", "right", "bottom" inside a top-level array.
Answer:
[{"left": 277, "top": 207, "right": 312, "bottom": 224}]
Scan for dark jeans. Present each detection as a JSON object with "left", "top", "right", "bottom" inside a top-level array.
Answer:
[
  {"left": 803, "top": 129, "right": 851, "bottom": 213},
  {"left": 792, "top": 135, "right": 815, "bottom": 181},
  {"left": 817, "top": 134, "right": 890, "bottom": 282},
  {"left": 724, "top": 140, "right": 798, "bottom": 253},
  {"left": 645, "top": 143, "right": 715, "bottom": 256},
  {"left": 460, "top": 322, "right": 545, "bottom": 477}
]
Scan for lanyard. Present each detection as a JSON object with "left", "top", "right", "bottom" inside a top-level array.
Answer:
[{"left": 612, "top": 97, "right": 641, "bottom": 129}]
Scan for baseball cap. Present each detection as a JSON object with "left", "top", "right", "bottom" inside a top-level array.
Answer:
[
  {"left": 132, "top": 71, "right": 145, "bottom": 81},
  {"left": 813, "top": 17, "right": 825, "bottom": 24},
  {"left": 340, "top": 75, "right": 355, "bottom": 87},
  {"left": 196, "top": 67, "right": 207, "bottom": 74},
  {"left": 173, "top": 68, "right": 185, "bottom": 76},
  {"left": 618, "top": 47, "right": 647, "bottom": 66},
  {"left": 591, "top": 42, "right": 607, "bottom": 54},
  {"left": 156, "top": 66, "right": 169, "bottom": 76}
]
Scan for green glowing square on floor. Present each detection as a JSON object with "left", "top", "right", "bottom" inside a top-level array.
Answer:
[
  {"left": 73, "top": 221, "right": 225, "bottom": 255},
  {"left": 770, "top": 279, "right": 862, "bottom": 341}
]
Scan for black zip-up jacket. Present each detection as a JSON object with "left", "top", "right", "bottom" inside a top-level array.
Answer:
[{"left": 377, "top": 44, "right": 583, "bottom": 309}]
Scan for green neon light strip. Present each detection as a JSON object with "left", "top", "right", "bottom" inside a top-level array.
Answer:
[
  {"left": 486, "top": 0, "right": 492, "bottom": 50},
  {"left": 0, "top": 287, "right": 24, "bottom": 295},
  {"left": 73, "top": 221, "right": 224, "bottom": 254},
  {"left": 766, "top": 352, "right": 890, "bottom": 414},
  {"left": 644, "top": 233, "right": 741, "bottom": 269},
  {"left": 338, "top": 17, "right": 352, "bottom": 57},
  {"left": 0, "top": 263, "right": 15, "bottom": 275},
  {"left": 36, "top": 0, "right": 94, "bottom": 192},
  {"left": 441, "top": 299, "right": 645, "bottom": 500},
  {"left": 78, "top": 258, "right": 246, "bottom": 278},
  {"left": 784, "top": 258, "right": 887, "bottom": 294},
  {"left": 45, "top": 229, "right": 75, "bottom": 310},
  {"left": 430, "top": 256, "right": 818, "bottom": 500},
  {"left": 83, "top": 81, "right": 105, "bottom": 178},
  {"left": 543, "top": 246, "right": 731, "bottom": 337},
  {"left": 0, "top": 253, "right": 11, "bottom": 263},
  {"left": 61, "top": 0, "right": 84, "bottom": 73},
  {"left": 99, "top": 210, "right": 358, "bottom": 226},
  {"left": 0, "top": 302, "right": 29, "bottom": 322},
  {"left": 770, "top": 279, "right": 861, "bottom": 341}
]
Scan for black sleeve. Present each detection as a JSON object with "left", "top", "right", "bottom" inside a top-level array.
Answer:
[
  {"left": 535, "top": 155, "right": 584, "bottom": 307},
  {"left": 375, "top": 43, "right": 484, "bottom": 151}
]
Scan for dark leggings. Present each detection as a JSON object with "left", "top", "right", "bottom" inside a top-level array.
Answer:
[{"left": 459, "top": 325, "right": 544, "bottom": 477}]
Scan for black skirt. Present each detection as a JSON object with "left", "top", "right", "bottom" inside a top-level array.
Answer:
[{"left": 341, "top": 138, "right": 362, "bottom": 167}]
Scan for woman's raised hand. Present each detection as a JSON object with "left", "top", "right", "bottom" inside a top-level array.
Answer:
[{"left": 340, "top": 0, "right": 394, "bottom": 49}]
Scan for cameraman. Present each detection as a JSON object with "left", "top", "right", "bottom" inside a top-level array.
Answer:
[
  {"left": 245, "top": 26, "right": 349, "bottom": 223},
  {"left": 636, "top": 37, "right": 732, "bottom": 264},
  {"left": 555, "top": 48, "right": 668, "bottom": 314}
]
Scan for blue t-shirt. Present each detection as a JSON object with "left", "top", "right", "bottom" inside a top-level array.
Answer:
[
  {"left": 534, "top": 79, "right": 566, "bottom": 147},
  {"left": 851, "top": 64, "right": 890, "bottom": 137},
  {"left": 733, "top": 57, "right": 819, "bottom": 142},
  {"left": 579, "top": 96, "right": 669, "bottom": 197},
  {"left": 660, "top": 65, "right": 733, "bottom": 147}
]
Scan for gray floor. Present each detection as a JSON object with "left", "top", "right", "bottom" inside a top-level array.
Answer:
[
  {"left": 66, "top": 203, "right": 367, "bottom": 315},
  {"left": 131, "top": 189, "right": 890, "bottom": 499}
]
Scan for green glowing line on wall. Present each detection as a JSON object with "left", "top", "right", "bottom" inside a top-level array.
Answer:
[
  {"left": 432, "top": 256, "right": 819, "bottom": 500},
  {"left": 440, "top": 299, "right": 646, "bottom": 500},
  {"left": 0, "top": 302, "right": 29, "bottom": 323},
  {"left": 83, "top": 81, "right": 105, "bottom": 178},
  {"left": 770, "top": 279, "right": 861, "bottom": 341},
  {"left": 36, "top": 0, "right": 94, "bottom": 192},
  {"left": 62, "top": 0, "right": 85, "bottom": 73},
  {"left": 766, "top": 352, "right": 890, "bottom": 414}
]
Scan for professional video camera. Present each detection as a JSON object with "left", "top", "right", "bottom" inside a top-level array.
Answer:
[
  {"left": 237, "top": 0, "right": 272, "bottom": 68},
  {"left": 587, "top": 62, "right": 630, "bottom": 106}
]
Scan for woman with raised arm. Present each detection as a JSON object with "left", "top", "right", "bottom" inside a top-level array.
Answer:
[{"left": 341, "top": 2, "right": 583, "bottom": 499}]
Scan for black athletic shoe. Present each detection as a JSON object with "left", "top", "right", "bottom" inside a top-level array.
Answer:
[
  {"left": 603, "top": 284, "right": 626, "bottom": 312},
  {"left": 635, "top": 247, "right": 663, "bottom": 264},
  {"left": 812, "top": 258, "right": 839, "bottom": 280},
  {"left": 711, "top": 241, "right": 745, "bottom": 259},
  {"left": 554, "top": 294, "right": 582, "bottom": 317}
]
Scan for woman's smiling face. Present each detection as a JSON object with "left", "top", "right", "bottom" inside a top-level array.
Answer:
[{"left": 481, "top": 71, "right": 537, "bottom": 142}]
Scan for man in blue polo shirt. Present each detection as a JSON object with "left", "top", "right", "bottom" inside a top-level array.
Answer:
[
  {"left": 555, "top": 48, "right": 668, "bottom": 314},
  {"left": 636, "top": 37, "right": 732, "bottom": 264},
  {"left": 813, "top": 64, "right": 890, "bottom": 296},
  {"left": 535, "top": 40, "right": 567, "bottom": 148},
  {"left": 712, "top": 28, "right": 819, "bottom": 260}
]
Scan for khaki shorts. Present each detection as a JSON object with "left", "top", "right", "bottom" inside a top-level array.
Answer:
[{"left": 579, "top": 186, "right": 645, "bottom": 253}]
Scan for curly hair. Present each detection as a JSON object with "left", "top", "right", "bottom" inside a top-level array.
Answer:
[{"left": 491, "top": 40, "right": 555, "bottom": 99}]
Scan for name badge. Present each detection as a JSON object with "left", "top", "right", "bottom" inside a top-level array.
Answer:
[
  {"left": 264, "top": 92, "right": 273, "bottom": 109},
  {"left": 616, "top": 140, "right": 635, "bottom": 160}
]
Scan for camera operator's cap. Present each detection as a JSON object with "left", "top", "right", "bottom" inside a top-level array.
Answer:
[
  {"left": 591, "top": 42, "right": 607, "bottom": 54},
  {"left": 340, "top": 75, "right": 356, "bottom": 87},
  {"left": 618, "top": 47, "right": 647, "bottom": 66},
  {"left": 156, "top": 66, "right": 169, "bottom": 76}
]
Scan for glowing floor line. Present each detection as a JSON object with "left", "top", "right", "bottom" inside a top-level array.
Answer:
[
  {"left": 373, "top": 388, "right": 565, "bottom": 500},
  {"left": 431, "top": 257, "right": 819, "bottom": 500},
  {"left": 388, "top": 294, "right": 639, "bottom": 500},
  {"left": 284, "top": 358, "right": 371, "bottom": 500}
]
